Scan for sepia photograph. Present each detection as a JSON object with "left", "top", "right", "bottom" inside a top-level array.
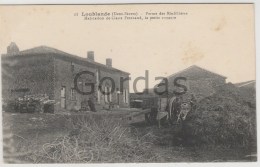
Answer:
[{"left": 0, "top": 3, "right": 257, "bottom": 164}]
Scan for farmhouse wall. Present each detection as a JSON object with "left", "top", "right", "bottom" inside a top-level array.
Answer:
[
  {"left": 1, "top": 54, "right": 54, "bottom": 101},
  {"left": 53, "top": 57, "right": 130, "bottom": 111}
]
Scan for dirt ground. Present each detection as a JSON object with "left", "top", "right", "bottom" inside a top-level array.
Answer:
[{"left": 2, "top": 112, "right": 257, "bottom": 163}]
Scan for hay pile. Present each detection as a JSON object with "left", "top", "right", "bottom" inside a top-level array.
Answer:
[
  {"left": 28, "top": 114, "right": 161, "bottom": 163},
  {"left": 182, "top": 83, "right": 256, "bottom": 149}
]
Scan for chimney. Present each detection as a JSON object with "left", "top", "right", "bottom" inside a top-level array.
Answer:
[
  {"left": 87, "top": 51, "right": 94, "bottom": 61},
  {"left": 7, "top": 42, "right": 19, "bottom": 55},
  {"left": 106, "top": 58, "right": 112, "bottom": 67}
]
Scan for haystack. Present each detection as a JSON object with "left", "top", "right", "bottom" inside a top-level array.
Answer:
[{"left": 182, "top": 83, "right": 256, "bottom": 149}]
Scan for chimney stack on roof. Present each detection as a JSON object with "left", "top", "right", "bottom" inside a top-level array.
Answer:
[
  {"left": 7, "top": 42, "right": 19, "bottom": 55},
  {"left": 106, "top": 58, "right": 112, "bottom": 67},
  {"left": 87, "top": 51, "right": 94, "bottom": 61}
]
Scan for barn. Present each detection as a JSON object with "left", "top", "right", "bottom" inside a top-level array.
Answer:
[
  {"left": 130, "top": 65, "right": 227, "bottom": 111},
  {"left": 159, "top": 65, "right": 227, "bottom": 101}
]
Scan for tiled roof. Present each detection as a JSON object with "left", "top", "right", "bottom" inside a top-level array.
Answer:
[
  {"left": 17, "top": 46, "right": 71, "bottom": 55},
  {"left": 167, "top": 65, "right": 227, "bottom": 79},
  {"left": 3, "top": 45, "right": 130, "bottom": 75}
]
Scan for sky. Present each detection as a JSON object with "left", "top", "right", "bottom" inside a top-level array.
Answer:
[{"left": 0, "top": 4, "right": 256, "bottom": 92}]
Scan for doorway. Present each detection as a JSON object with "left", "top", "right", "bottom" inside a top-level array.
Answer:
[{"left": 61, "top": 86, "right": 66, "bottom": 109}]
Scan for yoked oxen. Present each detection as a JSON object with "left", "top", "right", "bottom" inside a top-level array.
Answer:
[{"left": 167, "top": 96, "right": 193, "bottom": 124}]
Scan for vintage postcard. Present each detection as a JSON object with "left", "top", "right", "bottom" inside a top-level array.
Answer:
[{"left": 0, "top": 3, "right": 257, "bottom": 163}]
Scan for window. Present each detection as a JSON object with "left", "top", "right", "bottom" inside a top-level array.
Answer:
[
  {"left": 104, "top": 86, "right": 112, "bottom": 103},
  {"left": 61, "top": 86, "right": 66, "bottom": 109},
  {"left": 104, "top": 86, "right": 109, "bottom": 103},
  {"left": 123, "top": 89, "right": 129, "bottom": 104},
  {"left": 109, "top": 87, "right": 112, "bottom": 102},
  {"left": 70, "top": 88, "right": 76, "bottom": 100},
  {"left": 123, "top": 89, "right": 125, "bottom": 103}
]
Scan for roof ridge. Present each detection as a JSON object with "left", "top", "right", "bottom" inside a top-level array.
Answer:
[
  {"left": 19, "top": 45, "right": 72, "bottom": 55},
  {"left": 167, "top": 65, "right": 196, "bottom": 78},
  {"left": 167, "top": 65, "right": 226, "bottom": 79},
  {"left": 4, "top": 45, "right": 130, "bottom": 75},
  {"left": 193, "top": 65, "right": 227, "bottom": 79},
  {"left": 235, "top": 80, "right": 255, "bottom": 87}
]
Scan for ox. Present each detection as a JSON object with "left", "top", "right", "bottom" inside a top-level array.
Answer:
[{"left": 167, "top": 96, "right": 194, "bottom": 124}]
